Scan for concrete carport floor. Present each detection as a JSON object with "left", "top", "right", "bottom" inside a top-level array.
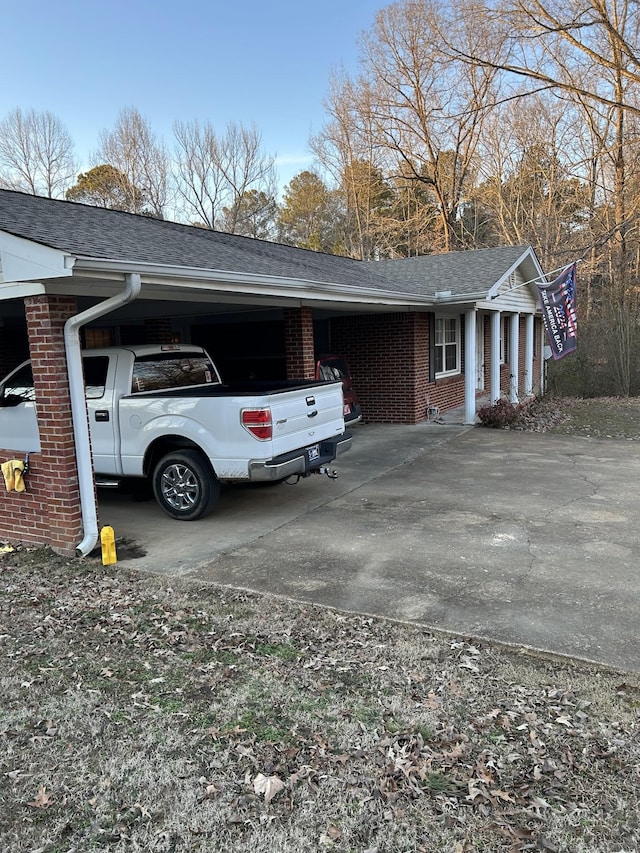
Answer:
[{"left": 98, "top": 423, "right": 640, "bottom": 675}]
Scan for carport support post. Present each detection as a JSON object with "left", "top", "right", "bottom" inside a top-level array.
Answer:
[
  {"left": 25, "top": 295, "right": 84, "bottom": 557},
  {"left": 463, "top": 309, "right": 476, "bottom": 424},
  {"left": 284, "top": 307, "right": 315, "bottom": 379}
]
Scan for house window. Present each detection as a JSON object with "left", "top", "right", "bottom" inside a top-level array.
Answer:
[
  {"left": 435, "top": 316, "right": 460, "bottom": 377},
  {"left": 500, "top": 316, "right": 510, "bottom": 364}
]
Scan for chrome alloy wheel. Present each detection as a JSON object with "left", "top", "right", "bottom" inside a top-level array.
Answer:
[{"left": 160, "top": 462, "right": 200, "bottom": 511}]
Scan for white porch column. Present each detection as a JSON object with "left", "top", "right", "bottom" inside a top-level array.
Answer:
[
  {"left": 509, "top": 312, "right": 520, "bottom": 403},
  {"left": 464, "top": 308, "right": 477, "bottom": 424},
  {"left": 490, "top": 310, "right": 501, "bottom": 403},
  {"left": 524, "top": 313, "right": 534, "bottom": 396}
]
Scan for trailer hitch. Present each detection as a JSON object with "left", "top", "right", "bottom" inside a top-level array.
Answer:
[{"left": 317, "top": 466, "right": 339, "bottom": 480}]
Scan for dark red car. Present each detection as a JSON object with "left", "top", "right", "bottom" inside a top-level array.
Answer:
[{"left": 315, "top": 354, "right": 362, "bottom": 425}]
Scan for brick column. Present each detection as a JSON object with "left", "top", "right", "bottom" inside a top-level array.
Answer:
[
  {"left": 283, "top": 307, "right": 315, "bottom": 379},
  {"left": 25, "top": 295, "right": 83, "bottom": 556}
]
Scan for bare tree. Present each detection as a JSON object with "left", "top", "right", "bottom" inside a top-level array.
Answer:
[
  {"left": 356, "top": 0, "right": 502, "bottom": 251},
  {"left": 96, "top": 107, "right": 169, "bottom": 217},
  {"left": 475, "top": 93, "right": 590, "bottom": 266},
  {"left": 312, "top": 1, "right": 502, "bottom": 254},
  {"left": 451, "top": 0, "right": 640, "bottom": 117},
  {"left": 312, "top": 71, "right": 395, "bottom": 259},
  {"left": 173, "top": 120, "right": 277, "bottom": 231},
  {"left": 0, "top": 107, "right": 76, "bottom": 198},
  {"left": 433, "top": 0, "right": 640, "bottom": 393}
]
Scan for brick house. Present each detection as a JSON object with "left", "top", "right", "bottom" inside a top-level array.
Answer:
[{"left": 0, "top": 190, "right": 546, "bottom": 556}]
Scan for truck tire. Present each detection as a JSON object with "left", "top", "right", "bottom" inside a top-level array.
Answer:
[{"left": 152, "top": 450, "right": 220, "bottom": 521}]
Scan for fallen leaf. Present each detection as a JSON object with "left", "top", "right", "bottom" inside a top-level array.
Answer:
[
  {"left": 253, "top": 772, "right": 285, "bottom": 804},
  {"left": 325, "top": 825, "right": 342, "bottom": 841},
  {"left": 28, "top": 784, "right": 53, "bottom": 808}
]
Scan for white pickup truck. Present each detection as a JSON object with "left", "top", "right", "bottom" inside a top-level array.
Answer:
[{"left": 0, "top": 344, "right": 352, "bottom": 520}]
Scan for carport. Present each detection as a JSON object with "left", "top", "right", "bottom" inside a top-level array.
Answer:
[{"left": 0, "top": 190, "right": 546, "bottom": 557}]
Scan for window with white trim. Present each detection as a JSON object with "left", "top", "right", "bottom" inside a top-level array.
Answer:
[
  {"left": 434, "top": 316, "right": 461, "bottom": 377},
  {"left": 500, "top": 316, "right": 510, "bottom": 364}
]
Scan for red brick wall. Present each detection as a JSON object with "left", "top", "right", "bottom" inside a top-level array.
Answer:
[
  {"left": 284, "top": 307, "right": 315, "bottom": 379},
  {"left": 426, "top": 374, "right": 467, "bottom": 413},
  {"left": 332, "top": 313, "right": 430, "bottom": 424},
  {"left": 532, "top": 317, "right": 543, "bottom": 395},
  {"left": 145, "top": 318, "right": 174, "bottom": 344},
  {"left": 331, "top": 310, "right": 540, "bottom": 423},
  {"left": 0, "top": 448, "right": 48, "bottom": 547},
  {"left": 0, "top": 296, "right": 83, "bottom": 557}
]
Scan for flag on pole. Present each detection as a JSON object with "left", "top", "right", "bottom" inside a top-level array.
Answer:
[{"left": 535, "top": 263, "right": 577, "bottom": 360}]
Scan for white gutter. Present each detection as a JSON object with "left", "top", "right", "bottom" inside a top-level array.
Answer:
[
  {"left": 72, "top": 256, "right": 437, "bottom": 307},
  {"left": 64, "top": 272, "right": 142, "bottom": 557}
]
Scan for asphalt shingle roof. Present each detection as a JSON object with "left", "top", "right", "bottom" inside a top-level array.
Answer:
[
  {"left": 0, "top": 189, "right": 533, "bottom": 298},
  {"left": 372, "top": 246, "right": 532, "bottom": 296}
]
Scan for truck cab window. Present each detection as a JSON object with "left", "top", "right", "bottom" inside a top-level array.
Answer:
[
  {"left": 82, "top": 356, "right": 109, "bottom": 399},
  {"left": 1, "top": 363, "right": 35, "bottom": 405},
  {"left": 131, "top": 353, "right": 221, "bottom": 393}
]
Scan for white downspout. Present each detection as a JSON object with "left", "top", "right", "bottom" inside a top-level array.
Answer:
[{"left": 64, "top": 272, "right": 142, "bottom": 557}]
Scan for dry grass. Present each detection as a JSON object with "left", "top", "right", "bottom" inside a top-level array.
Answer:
[
  {"left": 2, "top": 397, "right": 640, "bottom": 852},
  {"left": 515, "top": 395, "right": 640, "bottom": 440},
  {"left": 1, "top": 547, "right": 639, "bottom": 852}
]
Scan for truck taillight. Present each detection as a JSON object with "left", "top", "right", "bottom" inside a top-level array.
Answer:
[{"left": 241, "top": 407, "right": 272, "bottom": 440}]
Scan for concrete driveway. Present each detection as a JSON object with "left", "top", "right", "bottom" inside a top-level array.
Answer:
[{"left": 99, "top": 423, "right": 640, "bottom": 675}]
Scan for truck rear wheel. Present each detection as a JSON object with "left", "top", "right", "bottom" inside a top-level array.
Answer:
[{"left": 152, "top": 450, "right": 220, "bottom": 520}]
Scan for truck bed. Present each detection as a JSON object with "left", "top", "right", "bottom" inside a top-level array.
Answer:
[{"left": 128, "top": 379, "right": 339, "bottom": 398}]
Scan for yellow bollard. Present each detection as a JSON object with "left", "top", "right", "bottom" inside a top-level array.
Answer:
[{"left": 100, "top": 526, "right": 117, "bottom": 566}]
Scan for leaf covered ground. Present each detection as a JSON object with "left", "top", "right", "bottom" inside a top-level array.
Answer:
[
  {"left": 512, "top": 395, "right": 640, "bottom": 440},
  {"left": 1, "top": 397, "right": 640, "bottom": 852}
]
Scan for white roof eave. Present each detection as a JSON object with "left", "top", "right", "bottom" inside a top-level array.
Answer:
[
  {"left": 0, "top": 231, "right": 73, "bottom": 284},
  {"left": 72, "top": 255, "right": 438, "bottom": 309}
]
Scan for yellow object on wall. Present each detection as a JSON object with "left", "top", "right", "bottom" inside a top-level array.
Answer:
[
  {"left": 100, "top": 526, "right": 117, "bottom": 566},
  {"left": 2, "top": 460, "right": 26, "bottom": 493}
]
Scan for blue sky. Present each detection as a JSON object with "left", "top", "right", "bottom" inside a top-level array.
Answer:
[{"left": 2, "top": 0, "right": 388, "bottom": 191}]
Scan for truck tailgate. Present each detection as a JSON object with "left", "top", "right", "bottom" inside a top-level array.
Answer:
[{"left": 268, "top": 381, "right": 345, "bottom": 456}]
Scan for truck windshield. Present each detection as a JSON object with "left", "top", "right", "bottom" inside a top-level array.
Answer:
[{"left": 131, "top": 352, "right": 221, "bottom": 393}]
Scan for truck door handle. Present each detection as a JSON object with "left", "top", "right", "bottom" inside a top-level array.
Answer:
[
  {"left": 95, "top": 410, "right": 110, "bottom": 422},
  {"left": 307, "top": 410, "right": 318, "bottom": 418}
]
